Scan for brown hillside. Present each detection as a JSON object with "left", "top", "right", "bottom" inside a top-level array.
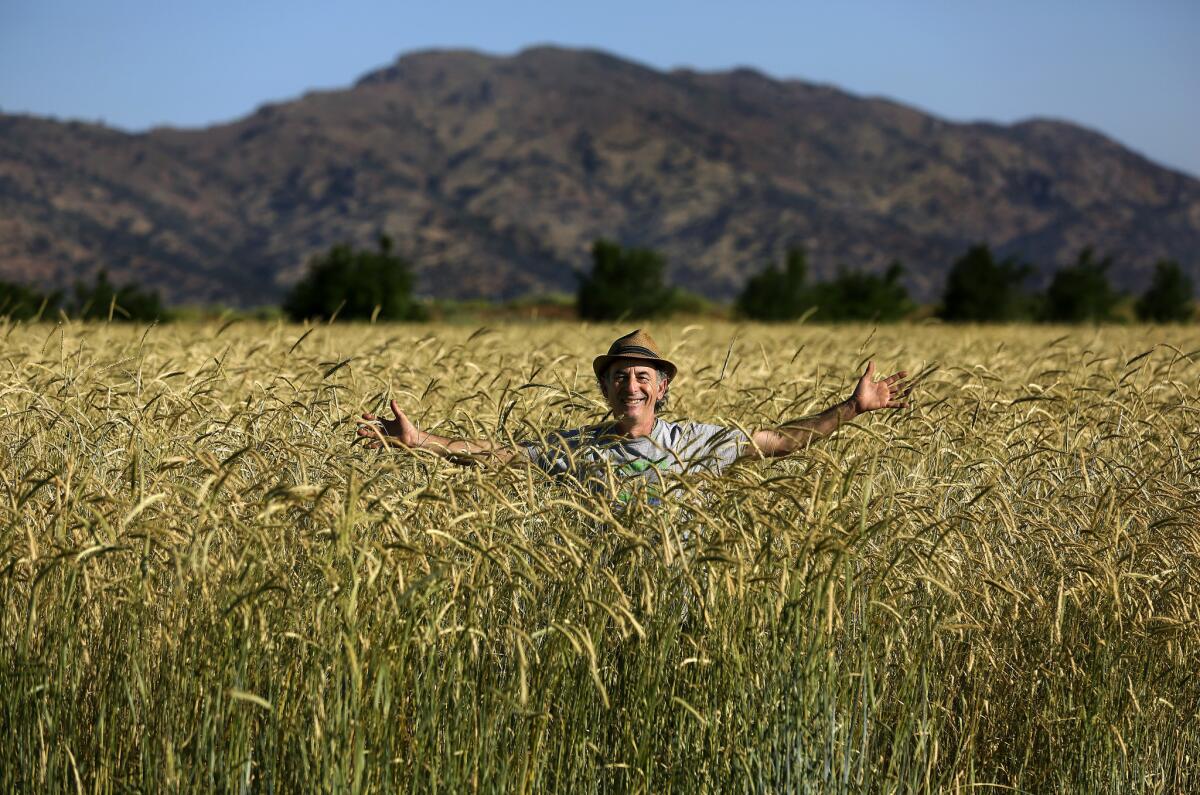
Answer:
[{"left": 2, "top": 46, "right": 1197, "bottom": 305}]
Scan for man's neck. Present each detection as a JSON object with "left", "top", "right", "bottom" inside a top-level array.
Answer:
[{"left": 612, "top": 415, "right": 657, "bottom": 438}]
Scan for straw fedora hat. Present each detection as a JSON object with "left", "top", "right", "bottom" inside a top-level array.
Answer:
[{"left": 592, "top": 329, "right": 677, "bottom": 381}]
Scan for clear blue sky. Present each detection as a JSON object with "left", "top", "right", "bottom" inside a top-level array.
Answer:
[{"left": 3, "top": 0, "right": 1197, "bottom": 176}]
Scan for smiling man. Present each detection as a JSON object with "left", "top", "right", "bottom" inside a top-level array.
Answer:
[{"left": 358, "top": 329, "right": 911, "bottom": 494}]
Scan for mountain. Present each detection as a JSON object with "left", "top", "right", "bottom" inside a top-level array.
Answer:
[{"left": 2, "top": 46, "right": 1198, "bottom": 306}]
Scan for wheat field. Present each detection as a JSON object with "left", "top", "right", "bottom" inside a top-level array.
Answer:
[{"left": 1, "top": 320, "right": 1198, "bottom": 792}]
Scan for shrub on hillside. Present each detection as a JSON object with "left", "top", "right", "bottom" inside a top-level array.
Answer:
[
  {"left": 739, "top": 250, "right": 913, "bottom": 322},
  {"left": 1041, "top": 248, "right": 1121, "bottom": 323},
  {"left": 577, "top": 239, "right": 677, "bottom": 321},
  {"left": 736, "top": 248, "right": 811, "bottom": 321},
  {"left": 808, "top": 262, "right": 913, "bottom": 322},
  {"left": 72, "top": 270, "right": 166, "bottom": 322},
  {"left": 1135, "top": 260, "right": 1194, "bottom": 323},
  {"left": 0, "top": 280, "right": 60, "bottom": 320},
  {"left": 940, "top": 244, "right": 1034, "bottom": 322},
  {"left": 283, "top": 236, "right": 426, "bottom": 322}
]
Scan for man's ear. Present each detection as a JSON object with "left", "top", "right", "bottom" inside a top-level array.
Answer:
[{"left": 657, "top": 376, "right": 670, "bottom": 398}]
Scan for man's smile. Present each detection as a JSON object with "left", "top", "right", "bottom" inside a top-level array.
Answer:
[{"left": 619, "top": 396, "right": 649, "bottom": 413}]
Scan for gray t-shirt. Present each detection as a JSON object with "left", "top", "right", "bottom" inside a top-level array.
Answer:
[{"left": 521, "top": 419, "right": 748, "bottom": 497}]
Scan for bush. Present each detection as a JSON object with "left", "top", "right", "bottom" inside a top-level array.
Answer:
[
  {"left": 1135, "top": 260, "right": 1194, "bottom": 323},
  {"left": 668, "top": 289, "right": 719, "bottom": 317},
  {"left": 72, "top": 270, "right": 166, "bottom": 322},
  {"left": 940, "top": 244, "right": 1033, "bottom": 322},
  {"left": 738, "top": 251, "right": 913, "bottom": 322},
  {"left": 0, "top": 280, "right": 59, "bottom": 321},
  {"left": 1041, "top": 248, "right": 1121, "bottom": 323},
  {"left": 736, "top": 248, "right": 810, "bottom": 321},
  {"left": 809, "top": 262, "right": 913, "bottom": 322},
  {"left": 577, "top": 239, "right": 677, "bottom": 321},
  {"left": 283, "top": 236, "right": 426, "bottom": 322}
]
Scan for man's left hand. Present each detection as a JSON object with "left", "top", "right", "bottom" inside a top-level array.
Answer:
[{"left": 851, "top": 361, "right": 911, "bottom": 413}]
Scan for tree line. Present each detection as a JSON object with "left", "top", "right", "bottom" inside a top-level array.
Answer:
[
  {"left": 2, "top": 237, "right": 1194, "bottom": 323},
  {"left": 937, "top": 245, "right": 1193, "bottom": 324},
  {"left": 0, "top": 271, "right": 165, "bottom": 322},
  {"left": 582, "top": 240, "right": 1195, "bottom": 324}
]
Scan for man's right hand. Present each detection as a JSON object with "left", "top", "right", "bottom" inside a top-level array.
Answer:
[
  {"left": 356, "top": 399, "right": 522, "bottom": 465},
  {"left": 357, "top": 399, "right": 420, "bottom": 449}
]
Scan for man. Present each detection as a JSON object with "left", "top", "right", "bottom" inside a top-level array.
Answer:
[{"left": 357, "top": 329, "right": 910, "bottom": 493}]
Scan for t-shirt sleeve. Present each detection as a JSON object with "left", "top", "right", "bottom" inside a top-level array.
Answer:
[
  {"left": 679, "top": 422, "right": 749, "bottom": 472},
  {"left": 519, "top": 430, "right": 575, "bottom": 475},
  {"left": 520, "top": 440, "right": 544, "bottom": 467}
]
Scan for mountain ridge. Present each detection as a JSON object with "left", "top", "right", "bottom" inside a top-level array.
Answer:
[{"left": 1, "top": 45, "right": 1197, "bottom": 306}]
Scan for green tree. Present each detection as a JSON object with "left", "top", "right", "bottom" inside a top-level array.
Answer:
[
  {"left": 0, "top": 280, "right": 59, "bottom": 320},
  {"left": 1135, "top": 259, "right": 1194, "bottom": 323},
  {"left": 736, "top": 248, "right": 811, "bottom": 321},
  {"left": 577, "top": 239, "right": 677, "bottom": 321},
  {"left": 73, "top": 270, "right": 166, "bottom": 322},
  {"left": 1041, "top": 248, "right": 1121, "bottom": 323},
  {"left": 809, "top": 261, "right": 913, "bottom": 321},
  {"left": 940, "top": 244, "right": 1033, "bottom": 322},
  {"left": 284, "top": 236, "right": 425, "bottom": 322}
]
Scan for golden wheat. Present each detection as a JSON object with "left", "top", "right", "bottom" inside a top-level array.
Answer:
[{"left": 1, "top": 319, "right": 1198, "bottom": 792}]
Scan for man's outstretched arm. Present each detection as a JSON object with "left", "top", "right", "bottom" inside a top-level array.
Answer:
[
  {"left": 356, "top": 399, "right": 522, "bottom": 465},
  {"left": 743, "top": 361, "right": 910, "bottom": 459}
]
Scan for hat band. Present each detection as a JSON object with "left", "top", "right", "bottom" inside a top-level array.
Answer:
[{"left": 611, "top": 345, "right": 659, "bottom": 358}]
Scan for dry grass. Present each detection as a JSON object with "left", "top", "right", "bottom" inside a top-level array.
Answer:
[{"left": 2, "top": 319, "right": 1198, "bottom": 792}]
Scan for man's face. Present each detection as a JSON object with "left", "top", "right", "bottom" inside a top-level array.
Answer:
[{"left": 602, "top": 360, "right": 667, "bottom": 425}]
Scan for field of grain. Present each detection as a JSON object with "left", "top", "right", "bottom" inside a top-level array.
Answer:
[{"left": 2, "top": 320, "right": 1198, "bottom": 792}]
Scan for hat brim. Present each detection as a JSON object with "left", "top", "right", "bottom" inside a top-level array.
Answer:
[{"left": 593, "top": 353, "right": 677, "bottom": 381}]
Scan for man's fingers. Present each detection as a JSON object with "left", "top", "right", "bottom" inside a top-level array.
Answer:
[
  {"left": 357, "top": 423, "right": 395, "bottom": 449},
  {"left": 863, "top": 360, "right": 876, "bottom": 379},
  {"left": 352, "top": 425, "right": 382, "bottom": 448},
  {"left": 884, "top": 371, "right": 908, "bottom": 385},
  {"left": 390, "top": 399, "right": 404, "bottom": 420}
]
